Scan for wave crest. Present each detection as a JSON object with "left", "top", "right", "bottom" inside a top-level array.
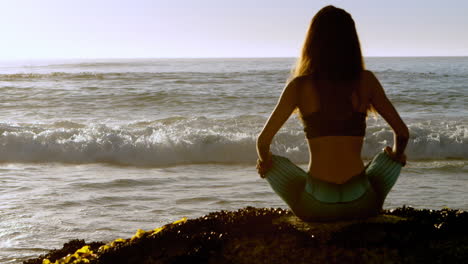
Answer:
[{"left": 0, "top": 118, "right": 466, "bottom": 166}]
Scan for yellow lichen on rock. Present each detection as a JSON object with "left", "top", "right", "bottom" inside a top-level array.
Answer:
[
  {"left": 98, "top": 238, "right": 127, "bottom": 253},
  {"left": 97, "top": 244, "right": 110, "bottom": 253},
  {"left": 131, "top": 229, "right": 147, "bottom": 241},
  {"left": 153, "top": 226, "right": 165, "bottom": 235},
  {"left": 42, "top": 245, "right": 96, "bottom": 264},
  {"left": 43, "top": 217, "right": 188, "bottom": 263},
  {"left": 172, "top": 217, "right": 187, "bottom": 225},
  {"left": 130, "top": 217, "right": 187, "bottom": 241},
  {"left": 151, "top": 217, "right": 186, "bottom": 235}
]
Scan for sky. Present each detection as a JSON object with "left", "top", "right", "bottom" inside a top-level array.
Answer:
[{"left": 0, "top": 0, "right": 467, "bottom": 59}]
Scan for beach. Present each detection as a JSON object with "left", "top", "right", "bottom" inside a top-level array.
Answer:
[{"left": 0, "top": 57, "right": 467, "bottom": 263}]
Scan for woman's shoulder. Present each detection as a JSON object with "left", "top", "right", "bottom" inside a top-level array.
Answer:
[
  {"left": 361, "top": 70, "right": 379, "bottom": 82},
  {"left": 289, "top": 74, "right": 313, "bottom": 82},
  {"left": 361, "top": 69, "right": 386, "bottom": 93},
  {"left": 287, "top": 74, "right": 315, "bottom": 89}
]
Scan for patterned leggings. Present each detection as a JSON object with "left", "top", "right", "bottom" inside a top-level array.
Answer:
[{"left": 265, "top": 151, "right": 402, "bottom": 221}]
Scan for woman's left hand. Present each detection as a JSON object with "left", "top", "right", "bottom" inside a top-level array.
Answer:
[
  {"left": 384, "top": 146, "right": 407, "bottom": 166},
  {"left": 256, "top": 153, "right": 273, "bottom": 178}
]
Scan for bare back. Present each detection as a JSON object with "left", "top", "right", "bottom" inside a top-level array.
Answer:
[
  {"left": 257, "top": 70, "right": 408, "bottom": 182},
  {"left": 296, "top": 73, "right": 372, "bottom": 184}
]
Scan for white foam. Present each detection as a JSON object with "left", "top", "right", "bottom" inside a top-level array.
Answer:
[{"left": 0, "top": 118, "right": 466, "bottom": 166}]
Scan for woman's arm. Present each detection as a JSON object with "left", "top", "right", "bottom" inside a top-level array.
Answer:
[
  {"left": 256, "top": 78, "right": 299, "bottom": 176},
  {"left": 366, "top": 70, "right": 409, "bottom": 164}
]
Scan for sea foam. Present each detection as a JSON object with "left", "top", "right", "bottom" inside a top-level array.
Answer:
[{"left": 0, "top": 117, "right": 466, "bottom": 167}]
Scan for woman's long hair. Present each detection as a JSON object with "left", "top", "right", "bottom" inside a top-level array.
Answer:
[
  {"left": 292, "top": 5, "right": 374, "bottom": 114},
  {"left": 292, "top": 6, "right": 364, "bottom": 80}
]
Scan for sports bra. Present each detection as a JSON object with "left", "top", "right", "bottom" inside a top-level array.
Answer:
[{"left": 301, "top": 85, "right": 366, "bottom": 139}]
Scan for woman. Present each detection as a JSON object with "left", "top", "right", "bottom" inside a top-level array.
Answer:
[{"left": 256, "top": 6, "right": 409, "bottom": 221}]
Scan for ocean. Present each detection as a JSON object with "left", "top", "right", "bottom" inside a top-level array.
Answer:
[{"left": 0, "top": 57, "right": 467, "bottom": 262}]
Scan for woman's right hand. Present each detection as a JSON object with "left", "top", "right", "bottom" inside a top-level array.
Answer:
[
  {"left": 384, "top": 146, "right": 407, "bottom": 166},
  {"left": 256, "top": 152, "right": 273, "bottom": 178}
]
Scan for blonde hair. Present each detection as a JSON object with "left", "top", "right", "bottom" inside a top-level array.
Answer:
[{"left": 291, "top": 5, "right": 376, "bottom": 115}]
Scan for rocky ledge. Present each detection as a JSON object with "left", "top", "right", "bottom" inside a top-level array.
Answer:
[{"left": 25, "top": 206, "right": 468, "bottom": 264}]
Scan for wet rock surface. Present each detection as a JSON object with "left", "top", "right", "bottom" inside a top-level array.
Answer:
[{"left": 24, "top": 206, "right": 468, "bottom": 264}]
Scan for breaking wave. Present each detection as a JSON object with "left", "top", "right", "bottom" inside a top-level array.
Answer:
[{"left": 0, "top": 117, "right": 466, "bottom": 166}]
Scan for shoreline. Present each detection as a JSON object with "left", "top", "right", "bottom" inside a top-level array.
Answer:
[{"left": 24, "top": 206, "right": 468, "bottom": 264}]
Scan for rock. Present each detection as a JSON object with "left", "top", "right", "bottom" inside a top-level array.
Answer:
[{"left": 24, "top": 206, "right": 468, "bottom": 264}]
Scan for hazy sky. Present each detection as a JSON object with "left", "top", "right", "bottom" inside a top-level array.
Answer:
[{"left": 0, "top": 0, "right": 467, "bottom": 59}]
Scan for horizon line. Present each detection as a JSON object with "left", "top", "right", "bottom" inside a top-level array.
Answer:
[{"left": 1, "top": 55, "right": 468, "bottom": 61}]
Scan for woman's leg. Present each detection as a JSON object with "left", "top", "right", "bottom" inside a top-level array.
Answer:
[
  {"left": 264, "top": 155, "right": 308, "bottom": 210},
  {"left": 264, "top": 154, "right": 389, "bottom": 221},
  {"left": 365, "top": 151, "right": 403, "bottom": 207}
]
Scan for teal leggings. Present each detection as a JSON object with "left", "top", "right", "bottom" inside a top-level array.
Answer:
[{"left": 265, "top": 151, "right": 402, "bottom": 221}]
